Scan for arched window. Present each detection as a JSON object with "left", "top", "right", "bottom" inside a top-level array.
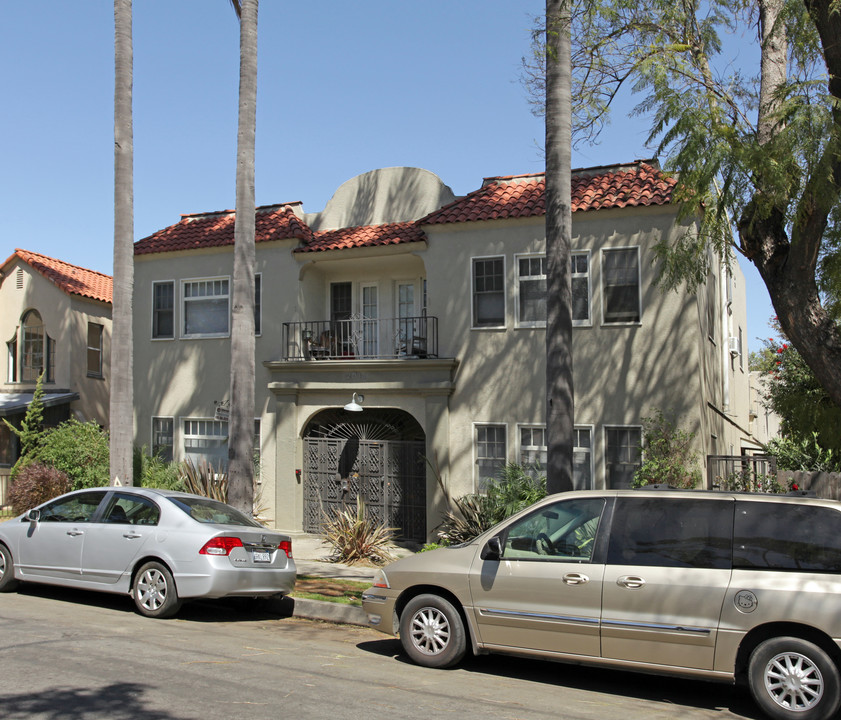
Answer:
[{"left": 16, "top": 310, "right": 54, "bottom": 383}]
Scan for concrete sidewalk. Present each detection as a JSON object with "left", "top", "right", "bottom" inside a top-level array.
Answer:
[{"left": 274, "top": 531, "right": 414, "bottom": 626}]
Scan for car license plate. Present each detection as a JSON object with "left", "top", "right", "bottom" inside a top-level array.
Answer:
[{"left": 252, "top": 551, "right": 271, "bottom": 563}]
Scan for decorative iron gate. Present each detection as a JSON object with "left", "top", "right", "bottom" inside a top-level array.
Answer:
[{"left": 303, "top": 435, "right": 427, "bottom": 541}]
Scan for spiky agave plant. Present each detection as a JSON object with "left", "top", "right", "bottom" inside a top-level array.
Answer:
[{"left": 321, "top": 495, "right": 397, "bottom": 565}]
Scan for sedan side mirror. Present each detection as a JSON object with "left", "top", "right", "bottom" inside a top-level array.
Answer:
[
  {"left": 25, "top": 509, "right": 40, "bottom": 523},
  {"left": 480, "top": 535, "right": 503, "bottom": 561}
]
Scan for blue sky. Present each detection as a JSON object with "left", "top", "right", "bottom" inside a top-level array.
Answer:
[{"left": 0, "top": 1, "right": 774, "bottom": 351}]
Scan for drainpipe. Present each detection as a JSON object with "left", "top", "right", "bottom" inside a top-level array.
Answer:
[{"left": 721, "top": 255, "right": 731, "bottom": 414}]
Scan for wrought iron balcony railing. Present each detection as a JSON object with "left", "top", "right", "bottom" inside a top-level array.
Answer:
[{"left": 282, "top": 315, "right": 438, "bottom": 361}]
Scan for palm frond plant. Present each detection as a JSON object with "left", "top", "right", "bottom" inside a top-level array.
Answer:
[
  {"left": 178, "top": 458, "right": 228, "bottom": 502},
  {"left": 321, "top": 495, "right": 397, "bottom": 565}
]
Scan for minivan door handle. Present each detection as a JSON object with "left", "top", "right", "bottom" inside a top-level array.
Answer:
[
  {"left": 563, "top": 573, "right": 590, "bottom": 585},
  {"left": 617, "top": 575, "right": 645, "bottom": 589}
]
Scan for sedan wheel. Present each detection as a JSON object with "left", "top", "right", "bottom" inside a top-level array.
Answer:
[
  {"left": 399, "top": 594, "right": 466, "bottom": 669},
  {"left": 0, "top": 544, "right": 20, "bottom": 592},
  {"left": 133, "top": 561, "right": 182, "bottom": 618},
  {"left": 749, "top": 637, "right": 841, "bottom": 720}
]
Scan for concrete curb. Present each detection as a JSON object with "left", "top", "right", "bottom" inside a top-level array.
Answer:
[{"left": 270, "top": 595, "right": 369, "bottom": 627}]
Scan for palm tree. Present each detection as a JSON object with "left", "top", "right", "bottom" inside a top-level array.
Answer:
[
  {"left": 544, "top": 0, "right": 574, "bottom": 494},
  {"left": 226, "top": 0, "right": 258, "bottom": 514},
  {"left": 111, "top": 0, "right": 134, "bottom": 486}
]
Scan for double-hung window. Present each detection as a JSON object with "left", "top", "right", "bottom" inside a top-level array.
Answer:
[
  {"left": 182, "top": 278, "right": 230, "bottom": 338},
  {"left": 572, "top": 252, "right": 591, "bottom": 325},
  {"left": 472, "top": 257, "right": 505, "bottom": 327},
  {"left": 573, "top": 427, "right": 593, "bottom": 490},
  {"left": 602, "top": 248, "right": 640, "bottom": 324},
  {"left": 152, "top": 281, "right": 175, "bottom": 339},
  {"left": 152, "top": 417, "right": 174, "bottom": 463},
  {"left": 519, "top": 425, "right": 547, "bottom": 475},
  {"left": 517, "top": 256, "right": 547, "bottom": 326},
  {"left": 87, "top": 322, "right": 104, "bottom": 377},
  {"left": 183, "top": 418, "right": 228, "bottom": 468},
  {"left": 476, "top": 424, "right": 507, "bottom": 492},
  {"left": 605, "top": 426, "right": 642, "bottom": 489}
]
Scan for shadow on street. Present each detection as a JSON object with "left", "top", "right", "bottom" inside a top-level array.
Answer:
[{"left": 355, "top": 638, "right": 760, "bottom": 719}]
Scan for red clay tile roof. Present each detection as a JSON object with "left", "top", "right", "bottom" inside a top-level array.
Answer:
[
  {"left": 134, "top": 204, "right": 313, "bottom": 256},
  {"left": 295, "top": 221, "right": 425, "bottom": 254},
  {"left": 422, "top": 162, "right": 676, "bottom": 225},
  {"left": 5, "top": 249, "right": 112, "bottom": 304}
]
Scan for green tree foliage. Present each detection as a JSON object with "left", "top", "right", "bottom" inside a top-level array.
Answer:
[
  {"left": 32, "top": 420, "right": 110, "bottom": 490},
  {"left": 3, "top": 373, "right": 47, "bottom": 476},
  {"left": 633, "top": 409, "right": 702, "bottom": 488},
  {"left": 752, "top": 324, "right": 841, "bottom": 455},
  {"left": 525, "top": 0, "right": 841, "bottom": 410}
]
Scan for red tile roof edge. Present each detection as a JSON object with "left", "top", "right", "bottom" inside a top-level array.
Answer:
[
  {"left": 4, "top": 249, "right": 113, "bottom": 304},
  {"left": 295, "top": 220, "right": 426, "bottom": 254}
]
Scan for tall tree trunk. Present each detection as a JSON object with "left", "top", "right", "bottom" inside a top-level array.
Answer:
[
  {"left": 111, "top": 0, "right": 134, "bottom": 486},
  {"left": 227, "top": 0, "right": 258, "bottom": 514},
  {"left": 544, "top": 0, "right": 574, "bottom": 494}
]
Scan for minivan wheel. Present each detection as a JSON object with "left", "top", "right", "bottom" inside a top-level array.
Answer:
[
  {"left": 748, "top": 637, "right": 841, "bottom": 720},
  {"left": 399, "top": 594, "right": 467, "bottom": 669},
  {"left": 0, "top": 544, "right": 20, "bottom": 592},
  {"left": 133, "top": 561, "right": 182, "bottom": 618}
]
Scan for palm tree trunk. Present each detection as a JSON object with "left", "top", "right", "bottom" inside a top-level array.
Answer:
[
  {"left": 111, "top": 0, "right": 134, "bottom": 486},
  {"left": 227, "top": 0, "right": 258, "bottom": 514},
  {"left": 544, "top": 0, "right": 574, "bottom": 494}
]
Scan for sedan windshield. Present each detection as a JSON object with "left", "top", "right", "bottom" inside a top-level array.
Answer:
[{"left": 168, "top": 496, "right": 261, "bottom": 527}]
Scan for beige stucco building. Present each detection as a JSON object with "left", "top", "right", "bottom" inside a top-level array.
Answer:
[
  {"left": 132, "top": 161, "right": 763, "bottom": 539},
  {"left": 0, "top": 249, "right": 112, "bottom": 503}
]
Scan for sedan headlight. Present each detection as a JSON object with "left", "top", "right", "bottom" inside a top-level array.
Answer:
[{"left": 371, "top": 569, "right": 390, "bottom": 589}]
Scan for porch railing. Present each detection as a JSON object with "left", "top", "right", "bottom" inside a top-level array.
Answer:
[{"left": 282, "top": 316, "right": 438, "bottom": 361}]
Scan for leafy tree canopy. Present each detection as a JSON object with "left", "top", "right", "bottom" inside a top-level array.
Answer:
[{"left": 525, "top": 0, "right": 841, "bottom": 408}]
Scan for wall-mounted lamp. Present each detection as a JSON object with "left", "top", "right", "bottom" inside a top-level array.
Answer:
[{"left": 343, "top": 392, "right": 364, "bottom": 412}]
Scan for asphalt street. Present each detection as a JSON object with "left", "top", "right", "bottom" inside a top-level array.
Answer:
[{"left": 0, "top": 584, "right": 762, "bottom": 720}]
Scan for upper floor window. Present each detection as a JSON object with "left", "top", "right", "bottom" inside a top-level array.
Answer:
[
  {"left": 254, "top": 273, "right": 262, "bottom": 336},
  {"left": 472, "top": 257, "right": 505, "bottom": 328},
  {"left": 8, "top": 310, "right": 55, "bottom": 383},
  {"left": 182, "top": 278, "right": 230, "bottom": 338},
  {"left": 602, "top": 248, "right": 640, "bottom": 324},
  {"left": 572, "top": 252, "right": 591, "bottom": 325},
  {"left": 152, "top": 281, "right": 174, "bottom": 339},
  {"left": 517, "top": 255, "right": 547, "bottom": 327},
  {"left": 87, "top": 322, "right": 104, "bottom": 377}
]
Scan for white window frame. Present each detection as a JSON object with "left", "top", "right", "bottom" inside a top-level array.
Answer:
[
  {"left": 254, "top": 273, "right": 262, "bottom": 337},
  {"left": 604, "top": 425, "right": 643, "bottom": 489},
  {"left": 183, "top": 417, "right": 229, "bottom": 468},
  {"left": 86, "top": 322, "right": 104, "bottom": 378},
  {"left": 181, "top": 277, "right": 230, "bottom": 339},
  {"left": 152, "top": 280, "right": 176, "bottom": 340},
  {"left": 601, "top": 247, "right": 641, "bottom": 325},
  {"left": 571, "top": 251, "right": 592, "bottom": 327},
  {"left": 471, "top": 255, "right": 506, "bottom": 329},
  {"left": 517, "top": 424, "right": 547, "bottom": 473},
  {"left": 515, "top": 254, "right": 547, "bottom": 328},
  {"left": 573, "top": 425, "right": 595, "bottom": 490},
  {"left": 151, "top": 416, "right": 174, "bottom": 463},
  {"left": 474, "top": 423, "right": 508, "bottom": 492}
]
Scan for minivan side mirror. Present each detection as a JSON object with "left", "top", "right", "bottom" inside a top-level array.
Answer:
[
  {"left": 25, "top": 509, "right": 40, "bottom": 523},
  {"left": 481, "top": 535, "right": 503, "bottom": 561}
]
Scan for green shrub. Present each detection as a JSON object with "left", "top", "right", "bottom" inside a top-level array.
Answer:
[
  {"left": 133, "top": 446, "right": 183, "bottom": 489},
  {"left": 633, "top": 409, "right": 702, "bottom": 489},
  {"left": 8, "top": 463, "right": 70, "bottom": 514},
  {"left": 765, "top": 433, "right": 841, "bottom": 472},
  {"left": 33, "top": 419, "right": 109, "bottom": 490},
  {"left": 321, "top": 495, "right": 396, "bottom": 565},
  {"left": 437, "top": 463, "right": 548, "bottom": 545}
]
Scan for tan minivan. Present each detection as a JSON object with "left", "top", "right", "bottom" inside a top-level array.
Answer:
[{"left": 362, "top": 488, "right": 841, "bottom": 720}]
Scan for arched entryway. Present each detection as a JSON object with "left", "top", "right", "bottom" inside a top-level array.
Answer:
[{"left": 302, "top": 408, "right": 426, "bottom": 541}]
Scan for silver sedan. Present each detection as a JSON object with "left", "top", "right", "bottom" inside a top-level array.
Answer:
[{"left": 0, "top": 486, "right": 296, "bottom": 618}]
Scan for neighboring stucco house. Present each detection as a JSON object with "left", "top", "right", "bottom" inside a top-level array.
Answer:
[
  {"left": 132, "top": 160, "right": 761, "bottom": 540},
  {"left": 0, "top": 249, "right": 112, "bottom": 502}
]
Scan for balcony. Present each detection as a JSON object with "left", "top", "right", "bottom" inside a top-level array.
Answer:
[{"left": 282, "top": 316, "right": 438, "bottom": 361}]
